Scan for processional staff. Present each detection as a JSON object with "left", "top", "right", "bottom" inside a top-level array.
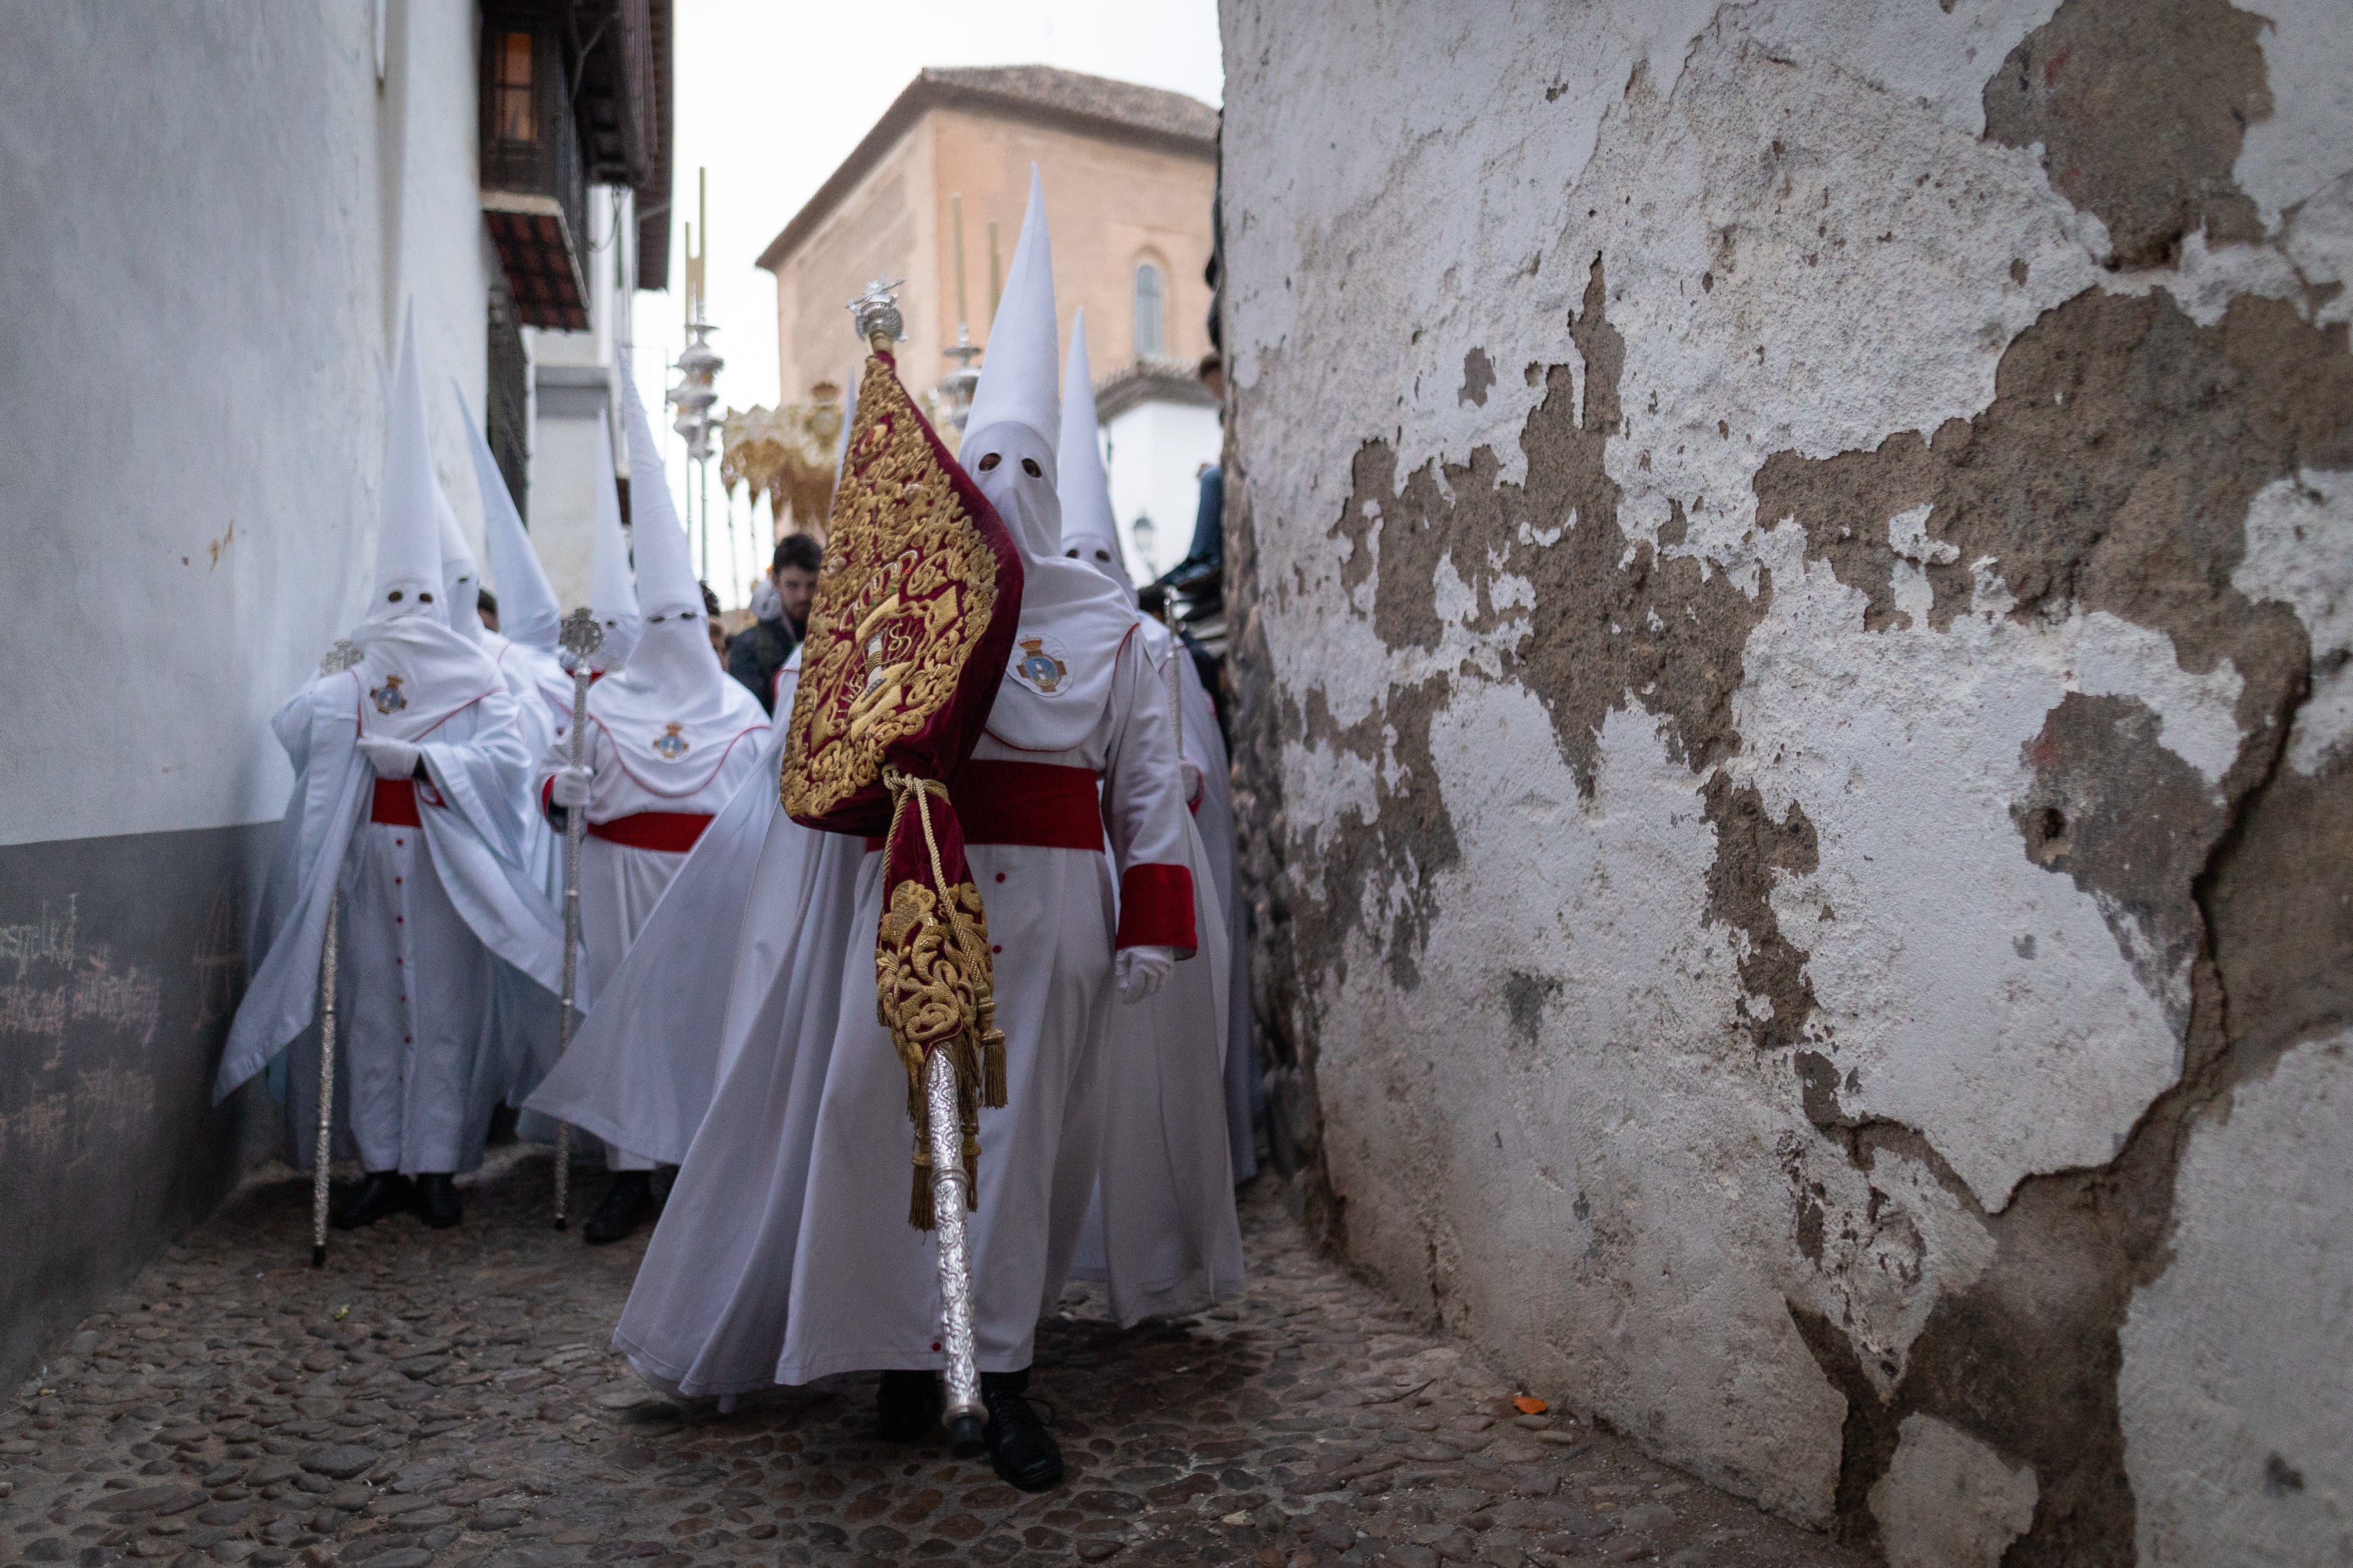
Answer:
[
  {"left": 310, "top": 638, "right": 365, "bottom": 1267},
  {"left": 552, "top": 606, "right": 605, "bottom": 1228}
]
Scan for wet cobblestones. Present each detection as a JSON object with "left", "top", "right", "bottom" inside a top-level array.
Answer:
[{"left": 4, "top": 1151, "right": 1868, "bottom": 1567}]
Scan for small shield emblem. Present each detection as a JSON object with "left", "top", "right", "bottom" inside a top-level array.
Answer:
[
  {"left": 1012, "top": 636, "right": 1069, "bottom": 696},
  {"left": 654, "top": 722, "right": 690, "bottom": 760},
  {"left": 369, "top": 674, "right": 407, "bottom": 715}
]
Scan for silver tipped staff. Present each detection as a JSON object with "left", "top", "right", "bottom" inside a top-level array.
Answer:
[
  {"left": 926, "top": 1052, "right": 986, "bottom": 1454},
  {"left": 312, "top": 638, "right": 364, "bottom": 1267},
  {"left": 1161, "top": 602, "right": 1185, "bottom": 769},
  {"left": 552, "top": 606, "right": 605, "bottom": 1228}
]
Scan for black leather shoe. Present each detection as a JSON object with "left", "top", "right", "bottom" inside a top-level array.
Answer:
[
  {"left": 980, "top": 1371, "right": 1062, "bottom": 1490},
  {"left": 414, "top": 1173, "right": 463, "bottom": 1229},
  {"left": 485, "top": 1103, "right": 521, "bottom": 1146},
  {"left": 582, "top": 1172, "right": 655, "bottom": 1245},
  {"left": 330, "top": 1172, "right": 412, "bottom": 1230},
  {"left": 876, "top": 1369, "right": 942, "bottom": 1442}
]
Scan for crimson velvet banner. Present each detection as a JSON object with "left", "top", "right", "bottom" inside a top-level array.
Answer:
[{"left": 779, "top": 349, "right": 1024, "bottom": 1227}]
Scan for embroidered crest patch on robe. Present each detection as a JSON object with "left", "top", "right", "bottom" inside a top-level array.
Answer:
[{"left": 1010, "top": 635, "right": 1071, "bottom": 696}]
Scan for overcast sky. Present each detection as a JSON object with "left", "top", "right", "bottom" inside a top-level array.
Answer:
[{"left": 629, "top": 1, "right": 1226, "bottom": 602}]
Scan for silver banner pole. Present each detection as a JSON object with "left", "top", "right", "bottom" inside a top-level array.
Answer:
[
  {"left": 311, "top": 898, "right": 339, "bottom": 1267},
  {"left": 312, "top": 638, "right": 363, "bottom": 1267},
  {"left": 553, "top": 607, "right": 605, "bottom": 1228},
  {"left": 926, "top": 1050, "right": 986, "bottom": 1454}
]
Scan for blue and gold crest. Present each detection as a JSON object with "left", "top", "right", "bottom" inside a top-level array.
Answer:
[
  {"left": 1011, "top": 635, "right": 1069, "bottom": 696},
  {"left": 369, "top": 673, "right": 407, "bottom": 715},
  {"left": 654, "top": 722, "right": 690, "bottom": 761}
]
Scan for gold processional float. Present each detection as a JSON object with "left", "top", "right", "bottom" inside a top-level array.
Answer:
[{"left": 779, "top": 278, "right": 1025, "bottom": 1454}]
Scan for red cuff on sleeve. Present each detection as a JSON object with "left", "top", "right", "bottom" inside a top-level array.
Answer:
[{"left": 1116, "top": 863, "right": 1197, "bottom": 954}]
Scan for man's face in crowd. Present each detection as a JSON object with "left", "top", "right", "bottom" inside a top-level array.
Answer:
[{"left": 775, "top": 565, "right": 818, "bottom": 626}]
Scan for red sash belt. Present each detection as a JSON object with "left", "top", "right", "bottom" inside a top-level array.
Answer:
[
  {"left": 864, "top": 760, "right": 1103, "bottom": 852},
  {"left": 588, "top": 812, "right": 714, "bottom": 853},
  {"left": 370, "top": 778, "right": 424, "bottom": 826}
]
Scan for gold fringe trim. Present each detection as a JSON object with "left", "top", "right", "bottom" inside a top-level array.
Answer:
[{"left": 909, "top": 1142, "right": 934, "bottom": 1231}]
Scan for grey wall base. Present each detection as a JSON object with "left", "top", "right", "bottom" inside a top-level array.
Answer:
[{"left": 1, "top": 821, "right": 279, "bottom": 1386}]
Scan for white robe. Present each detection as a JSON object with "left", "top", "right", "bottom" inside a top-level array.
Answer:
[
  {"left": 1062, "top": 628, "right": 1245, "bottom": 1323},
  {"left": 489, "top": 632, "right": 573, "bottom": 886},
  {"left": 519, "top": 656, "right": 805, "bottom": 1168},
  {"left": 486, "top": 633, "right": 571, "bottom": 1108},
  {"left": 614, "top": 627, "right": 1195, "bottom": 1393},
  {"left": 526, "top": 712, "right": 765, "bottom": 1167},
  {"left": 216, "top": 665, "right": 565, "bottom": 1172},
  {"left": 1164, "top": 636, "right": 1258, "bottom": 1181}
]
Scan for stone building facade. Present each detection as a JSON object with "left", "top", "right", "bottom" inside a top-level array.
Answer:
[
  {"left": 1218, "top": 2, "right": 2352, "bottom": 1563},
  {"left": 757, "top": 65, "right": 1219, "bottom": 567}
]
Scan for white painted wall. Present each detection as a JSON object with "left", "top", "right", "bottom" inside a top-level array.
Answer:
[
  {"left": 1222, "top": 0, "right": 2353, "bottom": 1553},
  {"left": 0, "top": 1, "right": 492, "bottom": 849},
  {"left": 527, "top": 406, "right": 608, "bottom": 615},
  {"left": 522, "top": 184, "right": 638, "bottom": 615},
  {"left": 1103, "top": 398, "right": 1221, "bottom": 580}
]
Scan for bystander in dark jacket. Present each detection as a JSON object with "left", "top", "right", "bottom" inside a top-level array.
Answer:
[{"left": 728, "top": 532, "right": 822, "bottom": 713}]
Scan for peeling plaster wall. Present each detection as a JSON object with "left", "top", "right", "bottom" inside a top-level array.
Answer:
[{"left": 1218, "top": 2, "right": 2353, "bottom": 1560}]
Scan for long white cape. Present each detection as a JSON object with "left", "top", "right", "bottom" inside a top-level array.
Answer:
[
  {"left": 520, "top": 725, "right": 812, "bottom": 1162},
  {"left": 216, "top": 669, "right": 565, "bottom": 1105},
  {"left": 1156, "top": 632, "right": 1257, "bottom": 1180},
  {"left": 1066, "top": 803, "right": 1245, "bottom": 1324}
]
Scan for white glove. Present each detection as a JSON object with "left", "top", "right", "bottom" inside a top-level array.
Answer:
[
  {"left": 549, "top": 765, "right": 593, "bottom": 808},
  {"left": 1180, "top": 760, "right": 1204, "bottom": 807},
  {"left": 356, "top": 736, "right": 420, "bottom": 778},
  {"left": 1116, "top": 945, "right": 1176, "bottom": 1005}
]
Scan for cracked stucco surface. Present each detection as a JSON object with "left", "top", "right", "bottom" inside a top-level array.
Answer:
[{"left": 1219, "top": 1, "right": 2352, "bottom": 1560}]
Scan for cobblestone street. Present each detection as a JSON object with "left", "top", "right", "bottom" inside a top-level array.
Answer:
[{"left": 4, "top": 1153, "right": 1867, "bottom": 1568}]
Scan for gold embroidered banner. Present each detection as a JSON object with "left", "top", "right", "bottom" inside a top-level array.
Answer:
[{"left": 780, "top": 348, "right": 1024, "bottom": 1227}]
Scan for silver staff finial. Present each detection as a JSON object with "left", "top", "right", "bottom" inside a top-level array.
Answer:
[
  {"left": 849, "top": 278, "right": 906, "bottom": 351},
  {"left": 559, "top": 606, "right": 605, "bottom": 660}
]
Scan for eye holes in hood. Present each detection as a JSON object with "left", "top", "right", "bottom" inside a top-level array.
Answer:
[{"left": 974, "top": 451, "right": 1043, "bottom": 479}]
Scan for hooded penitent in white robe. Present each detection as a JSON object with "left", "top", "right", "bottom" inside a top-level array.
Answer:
[
  {"left": 522, "top": 359, "right": 767, "bottom": 1170},
  {"left": 521, "top": 646, "right": 805, "bottom": 1169},
  {"left": 215, "top": 313, "right": 564, "bottom": 1175},
  {"left": 452, "top": 388, "right": 577, "bottom": 1107},
  {"left": 1054, "top": 321, "right": 1254, "bottom": 1177},
  {"left": 608, "top": 172, "right": 1199, "bottom": 1394},
  {"left": 514, "top": 383, "right": 856, "bottom": 1170},
  {"left": 1052, "top": 310, "right": 1247, "bottom": 1325}
]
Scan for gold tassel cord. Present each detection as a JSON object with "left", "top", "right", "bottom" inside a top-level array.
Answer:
[{"left": 878, "top": 766, "right": 1006, "bottom": 1229}]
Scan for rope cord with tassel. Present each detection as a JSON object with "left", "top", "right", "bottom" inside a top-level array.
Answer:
[{"left": 879, "top": 766, "right": 1007, "bottom": 1229}]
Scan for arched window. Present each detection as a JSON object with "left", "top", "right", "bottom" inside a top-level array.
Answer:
[{"left": 1133, "top": 262, "right": 1166, "bottom": 359}]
